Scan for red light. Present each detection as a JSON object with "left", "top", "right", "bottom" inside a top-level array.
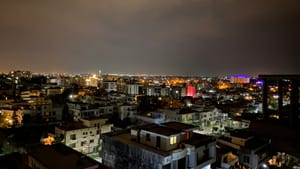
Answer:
[{"left": 187, "top": 84, "right": 195, "bottom": 97}]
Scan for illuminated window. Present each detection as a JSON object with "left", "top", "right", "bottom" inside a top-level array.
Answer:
[{"left": 170, "top": 136, "right": 177, "bottom": 145}]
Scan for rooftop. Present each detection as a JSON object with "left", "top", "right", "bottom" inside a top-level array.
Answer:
[
  {"left": 183, "top": 133, "right": 216, "bottom": 148},
  {"left": 0, "top": 152, "right": 24, "bottom": 169},
  {"left": 57, "top": 122, "right": 89, "bottom": 131},
  {"left": 27, "top": 143, "right": 109, "bottom": 169},
  {"left": 105, "top": 123, "right": 215, "bottom": 156},
  {"left": 163, "top": 121, "right": 197, "bottom": 131},
  {"left": 82, "top": 117, "right": 108, "bottom": 121},
  {"left": 142, "top": 125, "right": 180, "bottom": 136},
  {"left": 244, "top": 137, "right": 270, "bottom": 150},
  {"left": 132, "top": 122, "right": 197, "bottom": 136},
  {"left": 109, "top": 131, "right": 170, "bottom": 156},
  {"left": 228, "top": 129, "right": 253, "bottom": 139}
]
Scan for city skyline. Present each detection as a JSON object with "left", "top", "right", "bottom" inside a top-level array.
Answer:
[{"left": 1, "top": 0, "right": 299, "bottom": 76}]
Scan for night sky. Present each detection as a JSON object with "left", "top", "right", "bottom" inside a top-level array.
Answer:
[{"left": 1, "top": 0, "right": 299, "bottom": 76}]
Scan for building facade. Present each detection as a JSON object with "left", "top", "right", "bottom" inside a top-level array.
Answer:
[
  {"left": 101, "top": 122, "right": 216, "bottom": 169},
  {"left": 55, "top": 122, "right": 100, "bottom": 157}
]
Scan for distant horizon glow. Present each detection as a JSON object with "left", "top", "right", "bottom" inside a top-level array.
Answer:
[{"left": 0, "top": 0, "right": 299, "bottom": 76}]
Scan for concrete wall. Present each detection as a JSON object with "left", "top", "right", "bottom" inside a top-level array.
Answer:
[
  {"left": 55, "top": 127, "right": 99, "bottom": 154},
  {"left": 101, "top": 135, "right": 166, "bottom": 169}
]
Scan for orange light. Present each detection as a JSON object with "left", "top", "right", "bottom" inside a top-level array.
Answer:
[{"left": 42, "top": 136, "right": 55, "bottom": 145}]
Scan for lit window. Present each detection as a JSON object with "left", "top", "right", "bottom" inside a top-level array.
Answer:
[{"left": 170, "top": 136, "right": 177, "bottom": 145}]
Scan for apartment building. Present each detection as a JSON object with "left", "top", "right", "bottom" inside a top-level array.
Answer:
[
  {"left": 101, "top": 122, "right": 216, "bottom": 169},
  {"left": 55, "top": 122, "right": 99, "bottom": 157},
  {"left": 217, "top": 129, "right": 271, "bottom": 169}
]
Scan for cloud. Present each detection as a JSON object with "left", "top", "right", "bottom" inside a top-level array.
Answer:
[{"left": 0, "top": 0, "right": 299, "bottom": 75}]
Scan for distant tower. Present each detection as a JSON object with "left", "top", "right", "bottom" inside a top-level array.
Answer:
[{"left": 98, "top": 69, "right": 103, "bottom": 87}]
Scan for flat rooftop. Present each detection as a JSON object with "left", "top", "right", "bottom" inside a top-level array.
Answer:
[
  {"left": 245, "top": 137, "right": 270, "bottom": 150},
  {"left": 228, "top": 129, "right": 253, "bottom": 139},
  {"left": 143, "top": 125, "right": 180, "bottom": 136},
  {"left": 132, "top": 122, "right": 197, "bottom": 136},
  {"left": 183, "top": 133, "right": 216, "bottom": 147},
  {"left": 109, "top": 131, "right": 170, "bottom": 156},
  {"left": 28, "top": 143, "right": 109, "bottom": 169},
  {"left": 82, "top": 117, "right": 108, "bottom": 121},
  {"left": 105, "top": 123, "right": 215, "bottom": 156},
  {"left": 57, "top": 122, "right": 89, "bottom": 131},
  {"left": 163, "top": 121, "right": 197, "bottom": 131}
]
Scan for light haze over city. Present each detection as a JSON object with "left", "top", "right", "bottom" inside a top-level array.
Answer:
[{"left": 1, "top": 0, "right": 299, "bottom": 76}]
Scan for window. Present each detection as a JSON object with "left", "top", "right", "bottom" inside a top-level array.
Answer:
[
  {"left": 146, "top": 133, "right": 151, "bottom": 141},
  {"left": 81, "top": 141, "right": 87, "bottom": 146},
  {"left": 170, "top": 136, "right": 177, "bottom": 145},
  {"left": 90, "top": 139, "right": 94, "bottom": 143},
  {"left": 70, "top": 134, "right": 76, "bottom": 140}
]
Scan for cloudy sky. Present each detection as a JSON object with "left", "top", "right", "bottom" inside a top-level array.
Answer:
[{"left": 0, "top": 0, "right": 299, "bottom": 76}]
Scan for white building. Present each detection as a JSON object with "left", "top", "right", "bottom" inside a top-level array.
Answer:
[
  {"left": 80, "top": 117, "right": 114, "bottom": 162},
  {"left": 98, "top": 105, "right": 114, "bottom": 115},
  {"left": 55, "top": 122, "right": 100, "bottom": 157},
  {"left": 103, "top": 81, "right": 117, "bottom": 92},
  {"left": 117, "top": 104, "right": 137, "bottom": 120},
  {"left": 145, "top": 86, "right": 161, "bottom": 96},
  {"left": 160, "top": 87, "right": 170, "bottom": 97},
  {"left": 192, "top": 106, "right": 226, "bottom": 125},
  {"left": 101, "top": 122, "right": 216, "bottom": 169},
  {"left": 217, "top": 130, "right": 271, "bottom": 169},
  {"left": 67, "top": 103, "right": 113, "bottom": 121},
  {"left": 127, "top": 84, "right": 141, "bottom": 95},
  {"left": 80, "top": 117, "right": 113, "bottom": 135}
]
